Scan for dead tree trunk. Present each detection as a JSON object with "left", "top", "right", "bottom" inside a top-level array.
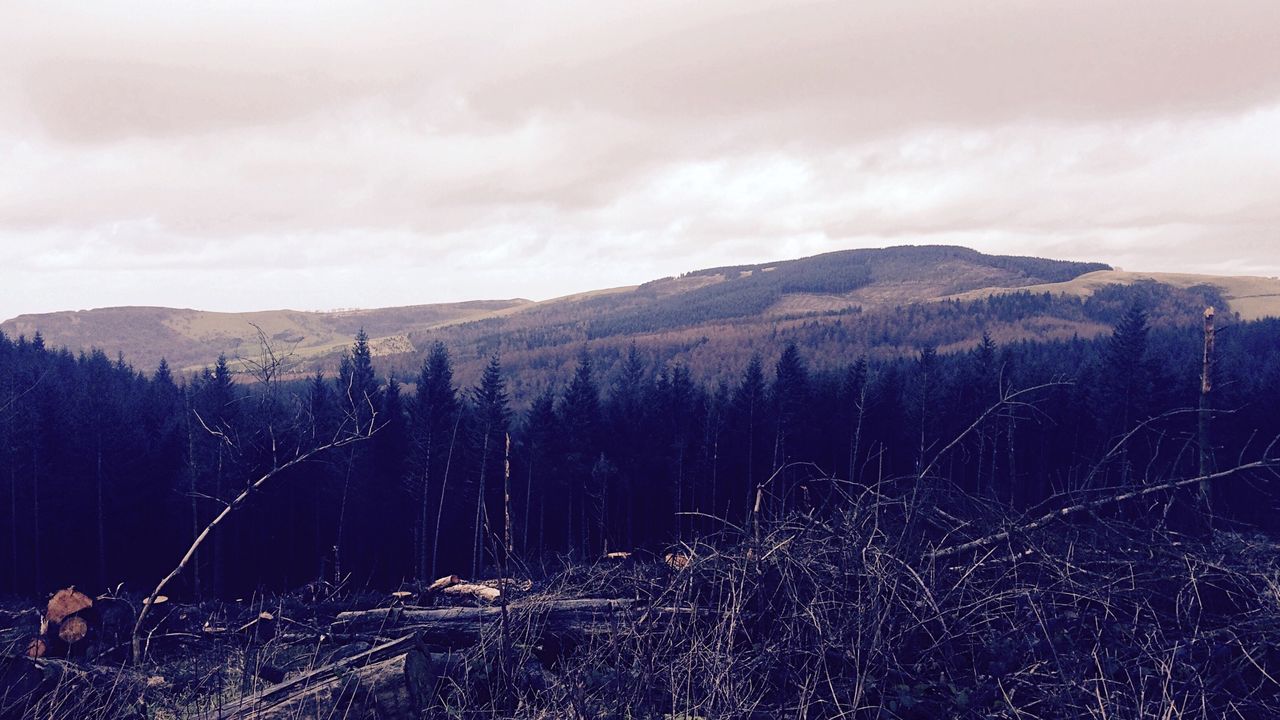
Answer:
[
  {"left": 1199, "top": 306, "right": 1216, "bottom": 516},
  {"left": 472, "top": 430, "right": 490, "bottom": 580},
  {"left": 430, "top": 414, "right": 462, "bottom": 581}
]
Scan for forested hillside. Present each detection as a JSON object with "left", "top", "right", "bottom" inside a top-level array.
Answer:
[
  {"left": 1, "top": 245, "right": 1114, "bottom": 381},
  {"left": 12, "top": 246, "right": 1276, "bottom": 415},
  {"left": 3, "top": 309, "right": 1278, "bottom": 598}
]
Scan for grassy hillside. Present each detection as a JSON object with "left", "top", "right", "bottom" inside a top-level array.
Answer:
[
  {"left": 0, "top": 300, "right": 531, "bottom": 373},
  {"left": 950, "top": 269, "right": 1280, "bottom": 322}
]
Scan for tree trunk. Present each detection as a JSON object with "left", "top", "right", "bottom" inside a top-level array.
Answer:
[
  {"left": 472, "top": 430, "right": 490, "bottom": 580},
  {"left": 1198, "top": 307, "right": 1216, "bottom": 518},
  {"left": 32, "top": 445, "right": 40, "bottom": 594},
  {"left": 9, "top": 454, "right": 17, "bottom": 594},
  {"left": 417, "top": 459, "right": 430, "bottom": 582},
  {"left": 96, "top": 445, "right": 106, "bottom": 591},
  {"left": 185, "top": 392, "right": 201, "bottom": 597},
  {"left": 334, "top": 446, "right": 354, "bottom": 585},
  {"left": 849, "top": 384, "right": 866, "bottom": 484},
  {"left": 523, "top": 442, "right": 534, "bottom": 557},
  {"left": 431, "top": 414, "right": 462, "bottom": 580}
]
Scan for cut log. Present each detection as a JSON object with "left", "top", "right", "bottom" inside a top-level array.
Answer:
[
  {"left": 38, "top": 588, "right": 103, "bottom": 659},
  {"left": 440, "top": 583, "right": 501, "bottom": 603},
  {"left": 57, "top": 616, "right": 89, "bottom": 644},
  {"left": 24, "top": 638, "right": 46, "bottom": 659},
  {"left": 330, "top": 597, "right": 691, "bottom": 648},
  {"left": 427, "top": 575, "right": 460, "bottom": 593},
  {"left": 31, "top": 592, "right": 135, "bottom": 661},
  {"left": 46, "top": 587, "right": 93, "bottom": 624}
]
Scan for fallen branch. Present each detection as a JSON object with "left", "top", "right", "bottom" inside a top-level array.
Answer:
[
  {"left": 219, "top": 632, "right": 439, "bottom": 719},
  {"left": 928, "top": 452, "right": 1280, "bottom": 560},
  {"left": 132, "top": 429, "right": 374, "bottom": 665},
  {"left": 227, "top": 597, "right": 688, "bottom": 719},
  {"left": 918, "top": 380, "right": 1072, "bottom": 482},
  {"left": 330, "top": 598, "right": 670, "bottom": 641}
]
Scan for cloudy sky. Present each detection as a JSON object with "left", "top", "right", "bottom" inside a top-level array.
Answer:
[{"left": 2, "top": 0, "right": 1279, "bottom": 320}]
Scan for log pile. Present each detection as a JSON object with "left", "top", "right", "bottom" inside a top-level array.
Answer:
[
  {"left": 20, "top": 587, "right": 134, "bottom": 662},
  {"left": 0, "top": 577, "right": 680, "bottom": 720}
]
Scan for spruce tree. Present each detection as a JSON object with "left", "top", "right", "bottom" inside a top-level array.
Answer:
[
  {"left": 558, "top": 348, "right": 600, "bottom": 556},
  {"left": 412, "top": 342, "right": 461, "bottom": 579},
  {"left": 469, "top": 355, "right": 510, "bottom": 576}
]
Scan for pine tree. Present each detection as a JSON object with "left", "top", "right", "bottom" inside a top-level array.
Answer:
[
  {"left": 1101, "top": 305, "right": 1151, "bottom": 487},
  {"left": 1105, "top": 305, "right": 1151, "bottom": 429},
  {"left": 730, "top": 354, "right": 769, "bottom": 522},
  {"left": 605, "top": 343, "right": 650, "bottom": 550},
  {"left": 337, "top": 328, "right": 380, "bottom": 432},
  {"left": 521, "top": 387, "right": 558, "bottom": 556},
  {"left": 558, "top": 348, "right": 601, "bottom": 556},
  {"left": 658, "top": 363, "right": 698, "bottom": 541},
  {"left": 770, "top": 343, "right": 809, "bottom": 515},
  {"left": 469, "top": 355, "right": 510, "bottom": 577},
  {"left": 334, "top": 330, "right": 380, "bottom": 583},
  {"left": 411, "top": 342, "right": 461, "bottom": 579},
  {"left": 368, "top": 376, "right": 410, "bottom": 584}
]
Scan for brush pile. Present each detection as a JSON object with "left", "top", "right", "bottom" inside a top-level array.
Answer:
[{"left": 3, "top": 479, "right": 1280, "bottom": 718}]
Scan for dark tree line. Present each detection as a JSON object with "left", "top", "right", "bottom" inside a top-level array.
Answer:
[{"left": 3, "top": 311, "right": 1280, "bottom": 599}]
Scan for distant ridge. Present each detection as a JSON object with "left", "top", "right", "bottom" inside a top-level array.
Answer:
[{"left": 4, "top": 245, "right": 1275, "bottom": 395}]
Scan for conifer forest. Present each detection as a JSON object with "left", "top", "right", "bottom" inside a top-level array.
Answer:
[{"left": 3, "top": 301, "right": 1280, "bottom": 717}]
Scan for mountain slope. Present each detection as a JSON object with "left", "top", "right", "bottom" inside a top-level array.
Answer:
[
  {"left": 0, "top": 300, "right": 531, "bottom": 372},
  {"left": 4, "top": 245, "right": 1274, "bottom": 395}
]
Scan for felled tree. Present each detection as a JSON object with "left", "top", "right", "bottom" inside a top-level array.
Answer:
[{"left": 132, "top": 330, "right": 379, "bottom": 665}]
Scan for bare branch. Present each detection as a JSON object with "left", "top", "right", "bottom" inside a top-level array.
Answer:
[
  {"left": 917, "top": 381, "right": 1072, "bottom": 482},
  {"left": 131, "top": 427, "right": 374, "bottom": 664},
  {"left": 928, "top": 447, "right": 1280, "bottom": 561}
]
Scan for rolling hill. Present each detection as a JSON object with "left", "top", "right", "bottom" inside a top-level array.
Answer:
[
  {"left": 0, "top": 300, "right": 531, "bottom": 373},
  {"left": 4, "top": 245, "right": 1276, "bottom": 399}
]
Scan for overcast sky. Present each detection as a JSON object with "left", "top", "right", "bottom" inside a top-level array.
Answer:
[{"left": 2, "top": 1, "right": 1279, "bottom": 320}]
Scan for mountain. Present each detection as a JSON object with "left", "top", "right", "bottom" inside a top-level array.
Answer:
[{"left": 4, "top": 245, "right": 1276, "bottom": 398}]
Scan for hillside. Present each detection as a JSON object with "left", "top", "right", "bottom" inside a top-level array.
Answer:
[
  {"left": 0, "top": 300, "right": 532, "bottom": 373},
  {"left": 5, "top": 244, "right": 1274, "bottom": 397},
  {"left": 949, "top": 269, "right": 1280, "bottom": 322}
]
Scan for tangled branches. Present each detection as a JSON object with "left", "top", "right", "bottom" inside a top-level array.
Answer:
[{"left": 441, "top": 453, "right": 1280, "bottom": 718}]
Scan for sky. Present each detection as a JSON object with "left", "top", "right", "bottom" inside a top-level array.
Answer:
[{"left": 2, "top": 0, "right": 1279, "bottom": 320}]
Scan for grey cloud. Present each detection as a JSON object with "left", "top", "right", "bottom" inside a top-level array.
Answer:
[
  {"left": 23, "top": 59, "right": 360, "bottom": 143},
  {"left": 1, "top": 0, "right": 1278, "bottom": 320}
]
